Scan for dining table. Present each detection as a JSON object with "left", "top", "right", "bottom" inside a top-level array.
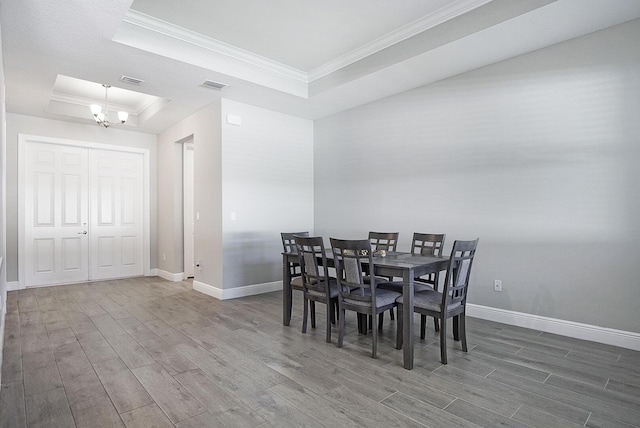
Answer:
[{"left": 282, "top": 249, "right": 449, "bottom": 370}]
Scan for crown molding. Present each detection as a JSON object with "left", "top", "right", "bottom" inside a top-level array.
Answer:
[
  {"left": 124, "top": 0, "right": 492, "bottom": 86},
  {"left": 123, "top": 10, "right": 308, "bottom": 83},
  {"left": 49, "top": 91, "right": 163, "bottom": 116},
  {"left": 308, "top": 0, "right": 494, "bottom": 81}
]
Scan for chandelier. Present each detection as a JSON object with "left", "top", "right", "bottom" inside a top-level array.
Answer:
[{"left": 90, "top": 84, "right": 128, "bottom": 128}]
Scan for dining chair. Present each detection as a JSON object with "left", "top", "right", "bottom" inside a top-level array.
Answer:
[
  {"left": 330, "top": 238, "right": 401, "bottom": 358},
  {"left": 412, "top": 233, "right": 446, "bottom": 335},
  {"left": 396, "top": 238, "right": 479, "bottom": 364},
  {"left": 294, "top": 235, "right": 338, "bottom": 343},
  {"left": 369, "top": 231, "right": 399, "bottom": 324},
  {"left": 281, "top": 231, "right": 313, "bottom": 325}
]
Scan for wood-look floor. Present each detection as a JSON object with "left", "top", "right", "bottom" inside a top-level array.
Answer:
[{"left": 1, "top": 277, "right": 639, "bottom": 428}]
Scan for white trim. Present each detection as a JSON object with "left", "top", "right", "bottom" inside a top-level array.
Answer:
[
  {"left": 467, "top": 304, "right": 640, "bottom": 352},
  {"left": 18, "top": 134, "right": 152, "bottom": 287},
  {"left": 193, "top": 280, "right": 222, "bottom": 300},
  {"left": 0, "top": 312, "right": 4, "bottom": 385},
  {"left": 7, "top": 281, "right": 22, "bottom": 292},
  {"left": 148, "top": 268, "right": 159, "bottom": 277},
  {"left": 157, "top": 270, "right": 184, "bottom": 282},
  {"left": 193, "top": 280, "right": 282, "bottom": 301},
  {"left": 124, "top": 1, "right": 492, "bottom": 84},
  {"left": 123, "top": 10, "right": 308, "bottom": 83},
  {"left": 308, "top": 0, "right": 493, "bottom": 81}
]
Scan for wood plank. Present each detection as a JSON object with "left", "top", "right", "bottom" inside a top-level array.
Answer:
[
  {"left": 138, "top": 337, "right": 198, "bottom": 375},
  {"left": 445, "top": 398, "right": 530, "bottom": 428},
  {"left": 0, "top": 381, "right": 27, "bottom": 428},
  {"left": 90, "top": 314, "right": 128, "bottom": 339},
  {"left": 119, "top": 403, "right": 173, "bottom": 428},
  {"left": 380, "top": 391, "right": 479, "bottom": 428},
  {"left": 79, "top": 333, "right": 120, "bottom": 364},
  {"left": 92, "top": 358, "right": 154, "bottom": 414},
  {"left": 512, "top": 405, "right": 584, "bottom": 428},
  {"left": 132, "top": 363, "right": 206, "bottom": 423},
  {"left": 70, "top": 394, "right": 125, "bottom": 428},
  {"left": 24, "top": 387, "right": 75, "bottom": 428},
  {"left": 103, "top": 332, "right": 155, "bottom": 369},
  {"left": 174, "top": 368, "right": 266, "bottom": 426}
]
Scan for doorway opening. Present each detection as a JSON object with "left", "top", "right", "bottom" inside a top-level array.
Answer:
[{"left": 183, "top": 139, "right": 195, "bottom": 279}]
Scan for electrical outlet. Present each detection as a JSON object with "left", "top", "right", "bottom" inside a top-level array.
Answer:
[{"left": 494, "top": 280, "right": 502, "bottom": 292}]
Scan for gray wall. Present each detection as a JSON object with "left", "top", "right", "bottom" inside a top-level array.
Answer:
[
  {"left": 157, "top": 101, "right": 224, "bottom": 289},
  {"left": 156, "top": 99, "right": 314, "bottom": 292},
  {"left": 0, "top": 22, "right": 6, "bottom": 378},
  {"left": 5, "top": 113, "right": 158, "bottom": 282},
  {"left": 314, "top": 19, "right": 640, "bottom": 333},
  {"left": 221, "top": 99, "right": 314, "bottom": 289}
]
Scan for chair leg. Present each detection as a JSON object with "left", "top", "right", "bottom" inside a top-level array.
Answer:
[
  {"left": 372, "top": 316, "right": 378, "bottom": 359},
  {"left": 434, "top": 317, "right": 440, "bottom": 332},
  {"left": 439, "top": 315, "right": 447, "bottom": 364},
  {"left": 395, "top": 303, "right": 403, "bottom": 350},
  {"left": 460, "top": 313, "right": 467, "bottom": 352},
  {"left": 378, "top": 313, "right": 384, "bottom": 331},
  {"left": 338, "top": 307, "right": 345, "bottom": 348},
  {"left": 330, "top": 300, "right": 337, "bottom": 325},
  {"left": 420, "top": 315, "right": 426, "bottom": 339},
  {"left": 453, "top": 315, "right": 460, "bottom": 341},
  {"left": 368, "top": 315, "right": 373, "bottom": 331},
  {"left": 310, "top": 301, "right": 316, "bottom": 329},
  {"left": 390, "top": 307, "right": 395, "bottom": 320},
  {"left": 325, "top": 303, "right": 331, "bottom": 343},
  {"left": 302, "top": 296, "right": 308, "bottom": 333}
]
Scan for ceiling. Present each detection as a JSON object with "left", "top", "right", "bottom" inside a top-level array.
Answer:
[{"left": 2, "top": 0, "right": 640, "bottom": 134}]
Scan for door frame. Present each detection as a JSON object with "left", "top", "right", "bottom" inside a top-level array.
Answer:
[{"left": 18, "top": 134, "right": 151, "bottom": 288}]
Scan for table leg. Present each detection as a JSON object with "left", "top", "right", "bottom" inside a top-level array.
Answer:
[
  {"left": 402, "top": 272, "right": 414, "bottom": 370},
  {"left": 283, "top": 256, "right": 292, "bottom": 326}
]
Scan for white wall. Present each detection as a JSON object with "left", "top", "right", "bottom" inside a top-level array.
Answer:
[
  {"left": 314, "top": 19, "right": 640, "bottom": 333},
  {"left": 157, "top": 99, "right": 314, "bottom": 297},
  {"left": 221, "top": 99, "right": 314, "bottom": 291},
  {"left": 5, "top": 113, "right": 158, "bottom": 282},
  {"left": 156, "top": 101, "right": 223, "bottom": 289}
]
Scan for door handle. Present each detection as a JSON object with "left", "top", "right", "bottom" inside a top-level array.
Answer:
[{"left": 78, "top": 231, "right": 87, "bottom": 235}]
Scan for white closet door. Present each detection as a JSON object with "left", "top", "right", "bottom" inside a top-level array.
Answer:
[
  {"left": 90, "top": 149, "right": 144, "bottom": 280},
  {"left": 24, "top": 143, "right": 89, "bottom": 286}
]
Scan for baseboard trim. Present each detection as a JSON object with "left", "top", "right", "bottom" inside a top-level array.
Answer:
[
  {"left": 7, "top": 281, "right": 22, "bottom": 291},
  {"left": 193, "top": 280, "right": 222, "bottom": 300},
  {"left": 0, "top": 315, "right": 4, "bottom": 385},
  {"left": 148, "top": 268, "right": 159, "bottom": 276},
  {"left": 193, "top": 280, "right": 282, "bottom": 301},
  {"left": 157, "top": 270, "right": 184, "bottom": 282},
  {"left": 466, "top": 304, "right": 640, "bottom": 351}
]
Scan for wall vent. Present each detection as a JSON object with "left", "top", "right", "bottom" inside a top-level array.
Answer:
[
  {"left": 120, "top": 75, "right": 145, "bottom": 85},
  {"left": 201, "top": 80, "right": 227, "bottom": 90}
]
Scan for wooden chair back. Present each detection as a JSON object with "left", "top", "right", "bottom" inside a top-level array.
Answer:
[
  {"left": 411, "top": 233, "right": 446, "bottom": 256},
  {"left": 368, "top": 232, "right": 398, "bottom": 252},
  {"left": 441, "top": 239, "right": 479, "bottom": 310}
]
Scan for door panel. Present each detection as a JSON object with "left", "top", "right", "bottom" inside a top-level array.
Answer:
[
  {"left": 24, "top": 143, "right": 89, "bottom": 286},
  {"left": 90, "top": 149, "right": 144, "bottom": 280},
  {"left": 23, "top": 140, "right": 146, "bottom": 287}
]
